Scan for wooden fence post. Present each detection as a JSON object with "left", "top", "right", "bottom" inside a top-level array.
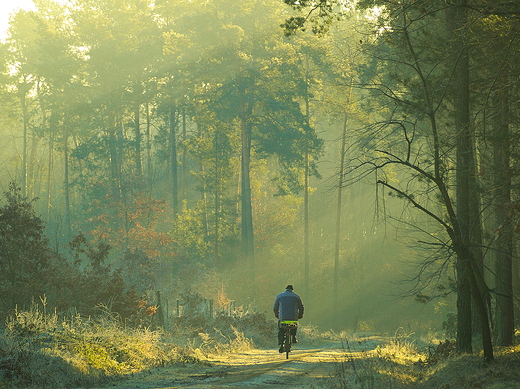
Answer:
[{"left": 156, "top": 291, "right": 165, "bottom": 327}]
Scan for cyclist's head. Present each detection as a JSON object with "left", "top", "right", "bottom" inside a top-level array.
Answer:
[{"left": 286, "top": 285, "right": 294, "bottom": 290}]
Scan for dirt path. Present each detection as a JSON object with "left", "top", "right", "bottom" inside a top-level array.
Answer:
[{"left": 97, "top": 338, "right": 380, "bottom": 389}]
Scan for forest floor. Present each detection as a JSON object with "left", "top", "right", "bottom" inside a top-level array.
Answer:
[{"left": 91, "top": 334, "right": 520, "bottom": 389}]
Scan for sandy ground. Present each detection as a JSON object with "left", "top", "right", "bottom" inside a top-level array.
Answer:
[{"left": 94, "top": 338, "right": 380, "bottom": 389}]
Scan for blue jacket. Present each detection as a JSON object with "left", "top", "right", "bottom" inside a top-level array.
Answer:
[{"left": 273, "top": 289, "right": 304, "bottom": 321}]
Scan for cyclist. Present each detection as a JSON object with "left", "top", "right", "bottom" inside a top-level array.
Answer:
[{"left": 273, "top": 285, "right": 304, "bottom": 353}]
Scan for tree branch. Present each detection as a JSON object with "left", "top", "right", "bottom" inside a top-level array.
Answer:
[{"left": 377, "top": 179, "right": 454, "bottom": 235}]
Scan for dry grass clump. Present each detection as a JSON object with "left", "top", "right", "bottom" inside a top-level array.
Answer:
[
  {"left": 331, "top": 330, "right": 520, "bottom": 389},
  {"left": 0, "top": 303, "right": 182, "bottom": 388},
  {"left": 374, "top": 329, "right": 427, "bottom": 366},
  {"left": 169, "top": 310, "right": 276, "bottom": 350},
  {"left": 416, "top": 343, "right": 520, "bottom": 389},
  {"left": 330, "top": 330, "right": 430, "bottom": 389},
  {"left": 193, "top": 325, "right": 255, "bottom": 358}
]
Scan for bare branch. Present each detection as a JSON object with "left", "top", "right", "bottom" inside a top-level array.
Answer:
[{"left": 377, "top": 179, "right": 453, "bottom": 235}]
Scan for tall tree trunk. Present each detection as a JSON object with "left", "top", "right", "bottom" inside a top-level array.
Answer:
[
  {"left": 46, "top": 126, "right": 55, "bottom": 221},
  {"left": 169, "top": 105, "right": 179, "bottom": 216},
  {"left": 303, "top": 56, "right": 311, "bottom": 297},
  {"left": 39, "top": 95, "right": 52, "bottom": 221},
  {"left": 19, "top": 83, "right": 29, "bottom": 197},
  {"left": 447, "top": 0, "right": 493, "bottom": 360},
  {"left": 513, "top": 244, "right": 520, "bottom": 329},
  {"left": 63, "top": 109, "right": 72, "bottom": 241},
  {"left": 108, "top": 112, "right": 121, "bottom": 199},
  {"left": 134, "top": 95, "right": 142, "bottom": 179},
  {"left": 145, "top": 102, "right": 153, "bottom": 193},
  {"left": 182, "top": 105, "right": 187, "bottom": 199},
  {"left": 334, "top": 112, "right": 348, "bottom": 315},
  {"left": 240, "top": 101, "right": 255, "bottom": 289},
  {"left": 303, "top": 152, "right": 309, "bottom": 295},
  {"left": 446, "top": 0, "right": 473, "bottom": 354},
  {"left": 214, "top": 130, "right": 221, "bottom": 263},
  {"left": 492, "top": 67, "right": 514, "bottom": 346}
]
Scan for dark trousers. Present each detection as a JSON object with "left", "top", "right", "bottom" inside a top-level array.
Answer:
[{"left": 278, "top": 322, "right": 297, "bottom": 345}]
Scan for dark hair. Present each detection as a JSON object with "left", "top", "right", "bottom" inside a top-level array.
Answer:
[{"left": 286, "top": 285, "right": 294, "bottom": 290}]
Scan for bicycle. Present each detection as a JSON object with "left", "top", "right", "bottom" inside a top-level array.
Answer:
[{"left": 280, "top": 320, "right": 298, "bottom": 359}]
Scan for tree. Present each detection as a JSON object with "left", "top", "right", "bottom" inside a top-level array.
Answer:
[
  {"left": 0, "top": 184, "right": 54, "bottom": 314},
  {"left": 281, "top": 0, "right": 497, "bottom": 360},
  {"left": 157, "top": 0, "right": 324, "bottom": 290},
  {"left": 471, "top": 9, "right": 519, "bottom": 347}
]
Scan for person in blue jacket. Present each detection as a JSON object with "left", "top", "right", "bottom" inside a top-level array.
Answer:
[{"left": 273, "top": 285, "right": 304, "bottom": 352}]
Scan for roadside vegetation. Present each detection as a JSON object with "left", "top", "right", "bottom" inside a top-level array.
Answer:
[
  {"left": 1, "top": 303, "right": 519, "bottom": 389},
  {"left": 332, "top": 330, "right": 520, "bottom": 389},
  {"left": 0, "top": 301, "right": 277, "bottom": 388}
]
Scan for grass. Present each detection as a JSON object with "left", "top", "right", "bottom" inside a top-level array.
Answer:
[
  {"left": 3, "top": 305, "right": 519, "bottom": 389},
  {"left": 0, "top": 302, "right": 275, "bottom": 388},
  {"left": 0, "top": 303, "right": 174, "bottom": 388},
  {"left": 329, "top": 329, "right": 520, "bottom": 389}
]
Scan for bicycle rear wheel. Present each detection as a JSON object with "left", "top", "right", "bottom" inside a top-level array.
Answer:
[{"left": 284, "top": 328, "right": 291, "bottom": 359}]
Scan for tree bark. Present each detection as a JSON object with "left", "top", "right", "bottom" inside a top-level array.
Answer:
[
  {"left": 492, "top": 67, "right": 514, "bottom": 346},
  {"left": 303, "top": 66, "right": 310, "bottom": 297},
  {"left": 240, "top": 100, "right": 255, "bottom": 288},
  {"left": 63, "top": 109, "right": 72, "bottom": 241},
  {"left": 447, "top": 0, "right": 493, "bottom": 360},
  {"left": 108, "top": 112, "right": 121, "bottom": 200},
  {"left": 182, "top": 105, "right": 187, "bottom": 199},
  {"left": 134, "top": 94, "right": 143, "bottom": 179},
  {"left": 19, "top": 82, "right": 29, "bottom": 197},
  {"left": 169, "top": 105, "right": 179, "bottom": 216},
  {"left": 334, "top": 112, "right": 348, "bottom": 315},
  {"left": 46, "top": 126, "right": 55, "bottom": 221},
  {"left": 145, "top": 102, "right": 153, "bottom": 193}
]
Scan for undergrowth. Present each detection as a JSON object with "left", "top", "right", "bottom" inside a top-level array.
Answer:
[
  {"left": 0, "top": 302, "right": 277, "bottom": 388},
  {"left": 0, "top": 303, "right": 169, "bottom": 388},
  {"left": 330, "top": 329, "right": 520, "bottom": 389}
]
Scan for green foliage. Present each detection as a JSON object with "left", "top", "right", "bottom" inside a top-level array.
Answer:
[
  {"left": 169, "top": 201, "right": 213, "bottom": 264},
  {"left": 0, "top": 185, "right": 141, "bottom": 322},
  {"left": 63, "top": 235, "right": 141, "bottom": 319},
  {"left": 0, "top": 184, "right": 55, "bottom": 315},
  {"left": 282, "top": 0, "right": 345, "bottom": 36}
]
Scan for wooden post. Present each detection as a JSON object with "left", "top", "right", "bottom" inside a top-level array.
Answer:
[{"left": 156, "top": 291, "right": 165, "bottom": 327}]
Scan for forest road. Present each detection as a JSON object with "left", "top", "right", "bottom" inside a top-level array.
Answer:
[{"left": 99, "top": 337, "right": 380, "bottom": 389}]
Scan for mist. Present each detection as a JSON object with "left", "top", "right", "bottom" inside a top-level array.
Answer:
[{"left": 0, "top": 0, "right": 480, "bottom": 340}]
